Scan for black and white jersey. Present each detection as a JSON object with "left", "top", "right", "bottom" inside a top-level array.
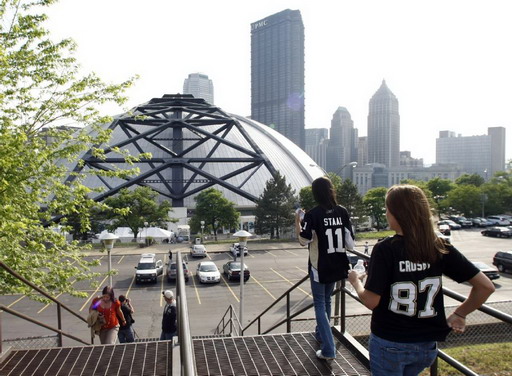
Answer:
[
  {"left": 365, "top": 235, "right": 479, "bottom": 342},
  {"left": 299, "top": 205, "right": 354, "bottom": 283}
]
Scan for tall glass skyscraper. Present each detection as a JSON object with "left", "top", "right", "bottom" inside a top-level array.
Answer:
[
  {"left": 367, "top": 80, "right": 400, "bottom": 167},
  {"left": 183, "top": 73, "right": 214, "bottom": 104},
  {"left": 251, "top": 9, "right": 305, "bottom": 149}
]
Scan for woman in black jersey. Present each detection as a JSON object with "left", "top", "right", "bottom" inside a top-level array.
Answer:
[
  {"left": 296, "top": 176, "right": 355, "bottom": 360},
  {"left": 348, "top": 184, "right": 494, "bottom": 375}
]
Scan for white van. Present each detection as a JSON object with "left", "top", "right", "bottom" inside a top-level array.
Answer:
[{"left": 135, "top": 253, "right": 163, "bottom": 284}]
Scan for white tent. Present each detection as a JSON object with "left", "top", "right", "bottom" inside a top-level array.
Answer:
[{"left": 98, "top": 227, "right": 173, "bottom": 243}]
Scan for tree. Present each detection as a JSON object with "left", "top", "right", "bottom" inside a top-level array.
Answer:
[
  {"left": 445, "top": 185, "right": 482, "bottom": 217},
  {"left": 363, "top": 187, "right": 388, "bottom": 230},
  {"left": 337, "top": 178, "right": 364, "bottom": 218},
  {"left": 455, "top": 173, "right": 485, "bottom": 187},
  {"left": 0, "top": 0, "right": 138, "bottom": 298},
  {"left": 102, "top": 187, "right": 173, "bottom": 240},
  {"left": 254, "top": 172, "right": 296, "bottom": 239},
  {"left": 298, "top": 186, "right": 315, "bottom": 212},
  {"left": 190, "top": 188, "right": 239, "bottom": 241}
]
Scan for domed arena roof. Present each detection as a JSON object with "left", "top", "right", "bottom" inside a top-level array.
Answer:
[{"left": 67, "top": 94, "right": 325, "bottom": 209}]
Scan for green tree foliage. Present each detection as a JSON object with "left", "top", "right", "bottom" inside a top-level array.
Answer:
[
  {"left": 298, "top": 186, "right": 315, "bottom": 212},
  {"left": 254, "top": 172, "right": 296, "bottom": 239},
  {"left": 190, "top": 188, "right": 240, "bottom": 241},
  {"left": 363, "top": 187, "right": 388, "bottom": 230},
  {"left": 0, "top": 0, "right": 138, "bottom": 297},
  {"left": 102, "top": 187, "right": 173, "bottom": 240},
  {"left": 455, "top": 173, "right": 485, "bottom": 187},
  {"left": 337, "top": 178, "right": 364, "bottom": 218},
  {"left": 445, "top": 185, "right": 482, "bottom": 217},
  {"left": 426, "top": 177, "right": 454, "bottom": 198}
]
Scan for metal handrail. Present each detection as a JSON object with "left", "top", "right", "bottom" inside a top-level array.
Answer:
[
  {"left": 176, "top": 251, "right": 196, "bottom": 376},
  {"left": 0, "top": 260, "right": 92, "bottom": 351},
  {"left": 214, "top": 305, "right": 242, "bottom": 336},
  {"left": 0, "top": 305, "right": 89, "bottom": 346}
]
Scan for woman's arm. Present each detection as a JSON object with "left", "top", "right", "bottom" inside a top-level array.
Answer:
[
  {"left": 447, "top": 271, "right": 495, "bottom": 333},
  {"left": 116, "top": 303, "right": 126, "bottom": 325},
  {"left": 347, "top": 270, "right": 381, "bottom": 310}
]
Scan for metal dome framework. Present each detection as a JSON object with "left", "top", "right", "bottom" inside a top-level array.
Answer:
[{"left": 69, "top": 94, "right": 279, "bottom": 206}]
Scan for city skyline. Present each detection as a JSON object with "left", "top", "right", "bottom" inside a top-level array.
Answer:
[{"left": 46, "top": 0, "right": 511, "bottom": 166}]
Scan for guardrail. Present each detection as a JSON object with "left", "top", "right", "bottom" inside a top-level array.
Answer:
[
  {"left": 176, "top": 251, "right": 197, "bottom": 376},
  {"left": 214, "top": 305, "right": 242, "bottom": 337},
  {"left": 0, "top": 260, "right": 92, "bottom": 353}
]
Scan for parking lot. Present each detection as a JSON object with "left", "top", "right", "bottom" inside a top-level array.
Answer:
[{"left": 1, "top": 228, "right": 511, "bottom": 346}]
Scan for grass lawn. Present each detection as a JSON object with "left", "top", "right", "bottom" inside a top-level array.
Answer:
[{"left": 420, "top": 342, "right": 512, "bottom": 375}]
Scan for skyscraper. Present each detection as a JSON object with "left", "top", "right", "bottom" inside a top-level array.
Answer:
[
  {"left": 183, "top": 73, "right": 214, "bottom": 104},
  {"left": 367, "top": 80, "right": 400, "bottom": 167},
  {"left": 326, "top": 107, "right": 358, "bottom": 179},
  {"left": 251, "top": 9, "right": 305, "bottom": 149}
]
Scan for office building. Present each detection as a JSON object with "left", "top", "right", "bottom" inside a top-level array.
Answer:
[
  {"left": 357, "top": 137, "right": 368, "bottom": 168},
  {"left": 183, "top": 73, "right": 214, "bottom": 104},
  {"left": 251, "top": 9, "right": 305, "bottom": 149},
  {"left": 367, "top": 80, "right": 400, "bottom": 167},
  {"left": 436, "top": 127, "right": 506, "bottom": 180},
  {"left": 305, "top": 128, "right": 328, "bottom": 170},
  {"left": 326, "top": 107, "right": 358, "bottom": 179}
]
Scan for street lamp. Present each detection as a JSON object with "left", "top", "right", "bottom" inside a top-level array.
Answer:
[
  {"left": 200, "top": 220, "right": 205, "bottom": 242},
  {"left": 336, "top": 161, "right": 357, "bottom": 179},
  {"left": 233, "top": 229, "right": 251, "bottom": 330},
  {"left": 99, "top": 232, "right": 119, "bottom": 287}
]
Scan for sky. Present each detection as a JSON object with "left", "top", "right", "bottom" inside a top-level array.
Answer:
[{"left": 45, "top": 0, "right": 511, "bottom": 165}]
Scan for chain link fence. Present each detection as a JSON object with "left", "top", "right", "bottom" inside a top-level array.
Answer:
[
  {"left": 287, "top": 300, "right": 512, "bottom": 349},
  {"left": 2, "top": 334, "right": 59, "bottom": 350}
]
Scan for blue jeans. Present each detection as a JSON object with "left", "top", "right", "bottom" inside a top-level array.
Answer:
[
  {"left": 310, "top": 271, "right": 336, "bottom": 358},
  {"left": 160, "top": 331, "right": 175, "bottom": 341},
  {"left": 118, "top": 326, "right": 135, "bottom": 343},
  {"left": 369, "top": 334, "right": 438, "bottom": 376}
]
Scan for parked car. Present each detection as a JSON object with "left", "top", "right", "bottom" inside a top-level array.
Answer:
[
  {"left": 135, "top": 253, "right": 164, "bottom": 284},
  {"left": 229, "top": 243, "right": 248, "bottom": 257},
  {"left": 190, "top": 244, "right": 207, "bottom": 258},
  {"left": 486, "top": 216, "right": 511, "bottom": 226},
  {"left": 166, "top": 260, "right": 190, "bottom": 282},
  {"left": 196, "top": 261, "right": 221, "bottom": 283},
  {"left": 438, "top": 220, "right": 461, "bottom": 230},
  {"left": 449, "top": 216, "right": 473, "bottom": 228},
  {"left": 472, "top": 262, "right": 500, "bottom": 280},
  {"left": 493, "top": 251, "right": 512, "bottom": 272},
  {"left": 470, "top": 217, "right": 491, "bottom": 227},
  {"left": 438, "top": 224, "right": 451, "bottom": 236},
  {"left": 481, "top": 227, "right": 512, "bottom": 238},
  {"left": 435, "top": 231, "right": 451, "bottom": 244},
  {"left": 222, "top": 261, "right": 250, "bottom": 281}
]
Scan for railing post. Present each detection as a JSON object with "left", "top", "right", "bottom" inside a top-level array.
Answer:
[
  {"left": 286, "top": 293, "right": 291, "bottom": 333},
  {"left": 334, "top": 281, "right": 341, "bottom": 325},
  {"left": 430, "top": 357, "right": 438, "bottom": 376},
  {"left": 57, "top": 304, "right": 63, "bottom": 347},
  {"left": 0, "top": 309, "right": 3, "bottom": 354},
  {"left": 340, "top": 280, "right": 346, "bottom": 333},
  {"left": 257, "top": 317, "right": 261, "bottom": 335}
]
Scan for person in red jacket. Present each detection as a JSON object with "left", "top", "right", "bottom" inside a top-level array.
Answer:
[{"left": 89, "top": 286, "right": 126, "bottom": 344}]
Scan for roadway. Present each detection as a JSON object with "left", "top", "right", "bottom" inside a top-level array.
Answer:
[{"left": 0, "top": 228, "right": 510, "bottom": 346}]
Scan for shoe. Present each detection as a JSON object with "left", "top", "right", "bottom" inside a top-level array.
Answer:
[{"left": 316, "top": 350, "right": 335, "bottom": 360}]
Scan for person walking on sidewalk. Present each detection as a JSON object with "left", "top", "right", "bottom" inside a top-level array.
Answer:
[
  {"left": 295, "top": 176, "right": 355, "bottom": 361},
  {"left": 364, "top": 241, "right": 369, "bottom": 255},
  {"left": 118, "top": 295, "right": 135, "bottom": 343},
  {"left": 161, "top": 290, "right": 177, "bottom": 341}
]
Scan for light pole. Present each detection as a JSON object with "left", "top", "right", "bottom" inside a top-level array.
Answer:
[
  {"left": 233, "top": 229, "right": 251, "bottom": 331},
  {"left": 336, "top": 161, "right": 357, "bottom": 178},
  {"left": 99, "top": 232, "right": 119, "bottom": 287},
  {"left": 144, "top": 221, "right": 148, "bottom": 246},
  {"left": 200, "top": 220, "right": 205, "bottom": 242}
]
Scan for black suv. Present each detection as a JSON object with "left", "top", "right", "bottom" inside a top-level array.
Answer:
[{"left": 493, "top": 251, "right": 512, "bottom": 273}]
